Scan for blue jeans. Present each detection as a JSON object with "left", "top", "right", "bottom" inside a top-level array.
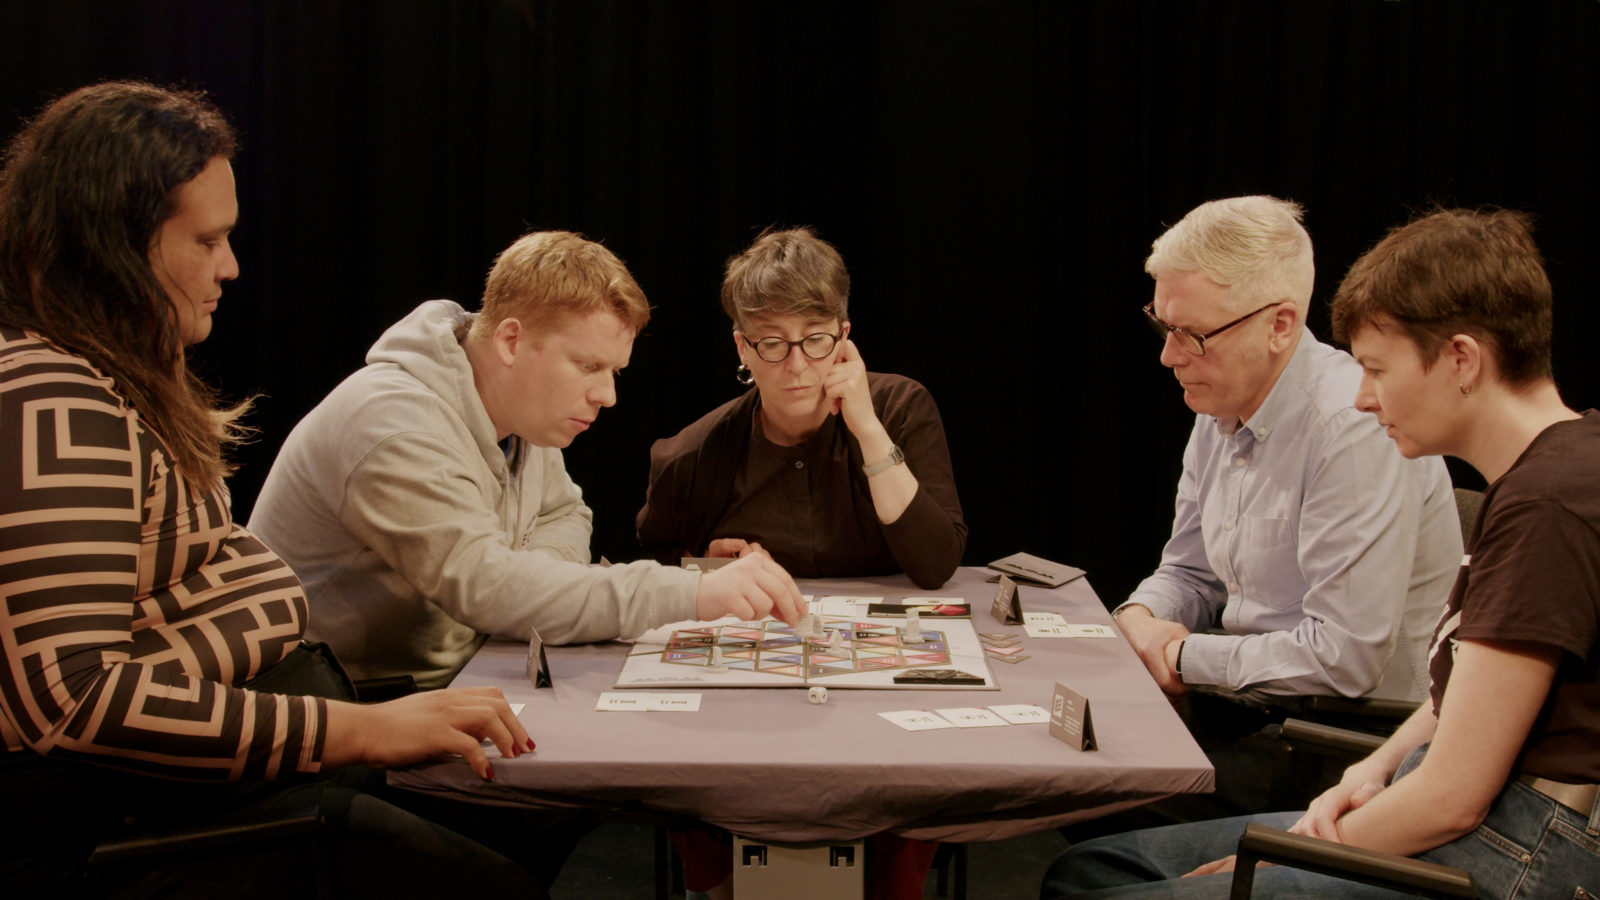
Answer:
[{"left": 1040, "top": 747, "right": 1600, "bottom": 899}]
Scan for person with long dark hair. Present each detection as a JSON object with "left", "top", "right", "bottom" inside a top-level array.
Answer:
[{"left": 0, "top": 81, "right": 543, "bottom": 896}]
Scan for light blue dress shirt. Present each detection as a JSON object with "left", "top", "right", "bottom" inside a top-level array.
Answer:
[{"left": 1122, "top": 331, "right": 1461, "bottom": 702}]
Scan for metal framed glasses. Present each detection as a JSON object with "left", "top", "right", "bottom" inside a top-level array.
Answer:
[
  {"left": 1142, "top": 301, "right": 1284, "bottom": 356},
  {"left": 740, "top": 331, "right": 842, "bottom": 363}
]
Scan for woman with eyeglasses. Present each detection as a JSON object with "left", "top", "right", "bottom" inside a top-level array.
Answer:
[
  {"left": 1041, "top": 208, "right": 1599, "bottom": 898},
  {"left": 637, "top": 226, "right": 966, "bottom": 592},
  {"left": 636, "top": 227, "right": 966, "bottom": 900}
]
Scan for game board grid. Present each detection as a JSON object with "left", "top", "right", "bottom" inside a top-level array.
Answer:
[{"left": 660, "top": 620, "right": 951, "bottom": 680}]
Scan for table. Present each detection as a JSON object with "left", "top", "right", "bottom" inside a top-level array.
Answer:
[{"left": 389, "top": 567, "right": 1212, "bottom": 844}]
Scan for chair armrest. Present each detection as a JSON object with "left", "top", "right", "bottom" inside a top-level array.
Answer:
[
  {"left": 87, "top": 811, "right": 325, "bottom": 866},
  {"left": 1304, "top": 695, "right": 1418, "bottom": 721},
  {"left": 1278, "top": 718, "right": 1387, "bottom": 755},
  {"left": 1229, "top": 824, "right": 1477, "bottom": 899}
]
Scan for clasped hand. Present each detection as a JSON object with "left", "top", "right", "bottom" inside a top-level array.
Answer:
[
  {"left": 1179, "top": 765, "right": 1388, "bottom": 877},
  {"left": 1290, "top": 768, "right": 1388, "bottom": 841},
  {"left": 1114, "top": 606, "right": 1191, "bottom": 695}
]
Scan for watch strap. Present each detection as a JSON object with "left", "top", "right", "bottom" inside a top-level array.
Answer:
[{"left": 862, "top": 444, "right": 905, "bottom": 477}]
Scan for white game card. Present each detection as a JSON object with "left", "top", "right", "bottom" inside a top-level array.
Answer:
[
  {"left": 1067, "top": 623, "right": 1118, "bottom": 638},
  {"left": 1023, "top": 612, "right": 1066, "bottom": 626},
  {"left": 879, "top": 710, "right": 957, "bottom": 731},
  {"left": 1024, "top": 623, "right": 1075, "bottom": 638},
  {"left": 814, "top": 595, "right": 877, "bottom": 617},
  {"left": 935, "top": 707, "right": 1009, "bottom": 728},
  {"left": 648, "top": 693, "right": 702, "bottom": 712},
  {"left": 595, "top": 692, "right": 651, "bottom": 711},
  {"left": 988, "top": 704, "right": 1050, "bottom": 724}
]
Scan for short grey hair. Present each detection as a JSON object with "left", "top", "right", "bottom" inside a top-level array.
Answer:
[{"left": 1145, "top": 195, "right": 1315, "bottom": 316}]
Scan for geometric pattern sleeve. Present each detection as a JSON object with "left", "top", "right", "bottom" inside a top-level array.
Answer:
[{"left": 0, "top": 328, "right": 327, "bottom": 779}]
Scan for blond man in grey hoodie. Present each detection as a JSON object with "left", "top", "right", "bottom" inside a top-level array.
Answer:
[{"left": 252, "top": 232, "right": 804, "bottom": 689}]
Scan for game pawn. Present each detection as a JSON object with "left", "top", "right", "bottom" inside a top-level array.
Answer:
[
  {"left": 828, "top": 626, "right": 845, "bottom": 652},
  {"left": 706, "top": 643, "right": 729, "bottom": 674},
  {"left": 904, "top": 608, "right": 925, "bottom": 644}
]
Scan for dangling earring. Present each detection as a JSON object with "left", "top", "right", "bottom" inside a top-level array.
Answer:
[
  {"left": 1458, "top": 383, "right": 1474, "bottom": 396},
  {"left": 736, "top": 364, "right": 755, "bottom": 386}
]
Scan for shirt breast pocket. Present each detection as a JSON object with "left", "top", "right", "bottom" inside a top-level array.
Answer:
[{"left": 1237, "top": 516, "right": 1303, "bottom": 610}]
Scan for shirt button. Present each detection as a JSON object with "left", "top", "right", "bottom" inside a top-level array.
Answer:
[
  {"left": 1224, "top": 520, "right": 1235, "bottom": 530},
  {"left": 793, "top": 460, "right": 805, "bottom": 470},
  {"left": 1234, "top": 457, "right": 1246, "bottom": 467},
  {"left": 1228, "top": 582, "right": 1238, "bottom": 592}
]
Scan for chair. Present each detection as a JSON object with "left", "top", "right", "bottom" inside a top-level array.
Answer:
[
  {"left": 1455, "top": 487, "right": 1484, "bottom": 545},
  {"left": 85, "top": 800, "right": 335, "bottom": 897},
  {"left": 1229, "top": 823, "right": 1478, "bottom": 898},
  {"left": 929, "top": 842, "right": 968, "bottom": 898},
  {"left": 82, "top": 642, "right": 376, "bottom": 895}
]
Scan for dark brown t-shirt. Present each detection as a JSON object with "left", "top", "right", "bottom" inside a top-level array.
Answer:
[{"left": 1428, "top": 411, "right": 1600, "bottom": 783}]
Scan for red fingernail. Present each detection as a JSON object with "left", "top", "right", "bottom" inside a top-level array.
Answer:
[
  {"left": 526, "top": 738, "right": 536, "bottom": 751},
  {"left": 485, "top": 764, "right": 496, "bottom": 782}
]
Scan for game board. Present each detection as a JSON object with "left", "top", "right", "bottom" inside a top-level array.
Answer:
[{"left": 616, "top": 615, "right": 998, "bottom": 690}]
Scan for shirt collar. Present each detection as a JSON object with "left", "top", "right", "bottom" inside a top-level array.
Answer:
[
  {"left": 748, "top": 394, "right": 837, "bottom": 453},
  {"left": 1212, "top": 328, "right": 1319, "bottom": 444}
]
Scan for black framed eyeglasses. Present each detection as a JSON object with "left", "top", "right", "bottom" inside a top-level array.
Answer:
[
  {"left": 740, "top": 331, "right": 841, "bottom": 363},
  {"left": 1142, "top": 301, "right": 1284, "bottom": 356}
]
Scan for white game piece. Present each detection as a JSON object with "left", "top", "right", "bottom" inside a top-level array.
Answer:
[
  {"left": 706, "top": 644, "right": 729, "bottom": 673},
  {"left": 807, "top": 686, "right": 828, "bottom": 705},
  {"left": 797, "top": 613, "right": 815, "bottom": 639},
  {"left": 829, "top": 628, "right": 844, "bottom": 651},
  {"left": 904, "top": 607, "right": 925, "bottom": 643},
  {"left": 813, "top": 615, "right": 827, "bottom": 640}
]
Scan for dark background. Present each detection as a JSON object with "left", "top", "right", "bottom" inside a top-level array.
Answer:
[{"left": 3, "top": 0, "right": 1596, "bottom": 609}]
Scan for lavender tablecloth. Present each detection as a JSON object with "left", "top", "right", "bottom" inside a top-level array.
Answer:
[{"left": 388, "top": 568, "right": 1213, "bottom": 843}]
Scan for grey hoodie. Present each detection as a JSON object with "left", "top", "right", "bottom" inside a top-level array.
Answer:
[{"left": 250, "top": 300, "right": 699, "bottom": 689}]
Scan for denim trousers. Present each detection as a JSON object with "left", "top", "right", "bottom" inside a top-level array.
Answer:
[{"left": 1040, "top": 746, "right": 1600, "bottom": 899}]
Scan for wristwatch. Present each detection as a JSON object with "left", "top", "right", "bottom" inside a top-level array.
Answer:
[{"left": 862, "top": 444, "right": 905, "bottom": 477}]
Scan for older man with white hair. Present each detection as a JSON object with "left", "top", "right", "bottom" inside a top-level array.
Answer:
[{"left": 1108, "top": 195, "right": 1462, "bottom": 820}]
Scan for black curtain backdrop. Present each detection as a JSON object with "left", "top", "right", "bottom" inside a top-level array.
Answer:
[{"left": 3, "top": 1, "right": 1596, "bottom": 609}]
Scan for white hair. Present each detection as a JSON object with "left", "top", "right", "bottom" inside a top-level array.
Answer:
[{"left": 1145, "top": 195, "right": 1315, "bottom": 316}]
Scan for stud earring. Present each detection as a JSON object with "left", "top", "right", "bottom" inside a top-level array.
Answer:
[{"left": 736, "top": 364, "right": 755, "bottom": 386}]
